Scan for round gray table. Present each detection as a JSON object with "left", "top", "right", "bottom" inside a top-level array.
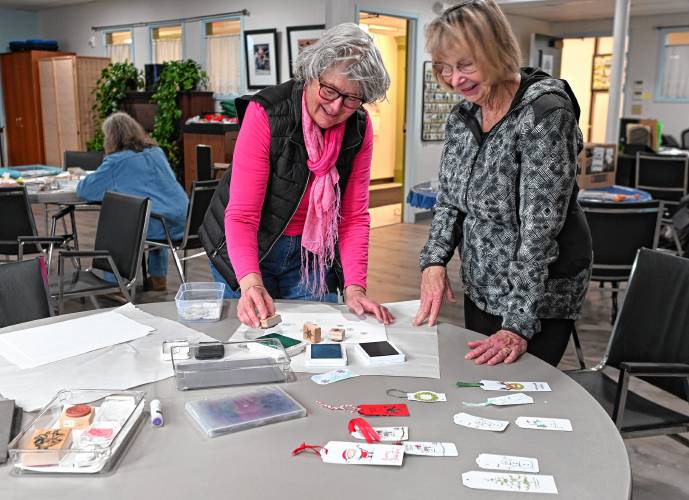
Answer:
[{"left": 1, "top": 301, "right": 631, "bottom": 499}]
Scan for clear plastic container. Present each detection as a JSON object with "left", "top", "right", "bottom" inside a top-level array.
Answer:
[
  {"left": 8, "top": 389, "right": 146, "bottom": 475},
  {"left": 171, "top": 340, "right": 291, "bottom": 390},
  {"left": 175, "top": 282, "right": 225, "bottom": 322}
]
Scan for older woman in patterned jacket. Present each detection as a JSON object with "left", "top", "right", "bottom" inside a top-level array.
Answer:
[{"left": 414, "top": 0, "right": 592, "bottom": 367}]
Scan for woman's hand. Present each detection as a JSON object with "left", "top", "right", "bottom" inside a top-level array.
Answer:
[
  {"left": 414, "top": 266, "right": 456, "bottom": 326},
  {"left": 237, "top": 273, "right": 276, "bottom": 328},
  {"left": 465, "top": 330, "right": 528, "bottom": 365},
  {"left": 345, "top": 285, "right": 394, "bottom": 325}
]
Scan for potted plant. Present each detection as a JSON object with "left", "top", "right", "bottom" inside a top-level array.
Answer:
[{"left": 87, "top": 62, "right": 143, "bottom": 151}]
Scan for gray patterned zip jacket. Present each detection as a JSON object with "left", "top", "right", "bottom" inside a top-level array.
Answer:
[{"left": 420, "top": 68, "right": 592, "bottom": 340}]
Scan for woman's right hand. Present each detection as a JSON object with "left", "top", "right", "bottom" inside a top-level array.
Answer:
[
  {"left": 414, "top": 266, "right": 456, "bottom": 327},
  {"left": 237, "top": 273, "right": 276, "bottom": 328}
]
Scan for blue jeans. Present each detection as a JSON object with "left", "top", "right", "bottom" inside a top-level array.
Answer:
[
  {"left": 209, "top": 235, "right": 339, "bottom": 303},
  {"left": 103, "top": 248, "right": 169, "bottom": 283}
]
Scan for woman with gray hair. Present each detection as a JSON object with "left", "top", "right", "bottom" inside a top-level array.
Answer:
[
  {"left": 204, "top": 23, "right": 393, "bottom": 327},
  {"left": 77, "top": 112, "right": 189, "bottom": 291}
]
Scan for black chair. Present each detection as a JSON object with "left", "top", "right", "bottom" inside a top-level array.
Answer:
[
  {"left": 63, "top": 150, "right": 104, "bottom": 171},
  {"left": 50, "top": 191, "right": 151, "bottom": 314},
  {"left": 662, "top": 134, "right": 680, "bottom": 148},
  {"left": 615, "top": 153, "right": 636, "bottom": 187},
  {"left": 0, "top": 258, "right": 52, "bottom": 328},
  {"left": 567, "top": 249, "right": 689, "bottom": 448},
  {"left": 0, "top": 187, "right": 72, "bottom": 270},
  {"left": 196, "top": 145, "right": 212, "bottom": 182},
  {"left": 681, "top": 128, "right": 689, "bottom": 150},
  {"left": 146, "top": 179, "right": 219, "bottom": 282},
  {"left": 635, "top": 153, "right": 689, "bottom": 253},
  {"left": 580, "top": 200, "right": 662, "bottom": 323}
]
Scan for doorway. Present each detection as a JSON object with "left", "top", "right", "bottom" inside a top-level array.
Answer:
[
  {"left": 531, "top": 33, "right": 613, "bottom": 143},
  {"left": 358, "top": 12, "right": 409, "bottom": 227}
]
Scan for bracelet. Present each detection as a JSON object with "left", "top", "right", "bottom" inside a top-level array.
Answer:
[{"left": 241, "top": 284, "right": 265, "bottom": 295}]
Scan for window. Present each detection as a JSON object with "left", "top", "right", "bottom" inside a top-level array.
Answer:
[
  {"left": 657, "top": 29, "right": 689, "bottom": 101},
  {"left": 105, "top": 30, "right": 132, "bottom": 63},
  {"left": 152, "top": 25, "right": 182, "bottom": 64},
  {"left": 204, "top": 19, "right": 241, "bottom": 95}
]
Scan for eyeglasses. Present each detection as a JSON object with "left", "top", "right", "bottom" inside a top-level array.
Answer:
[
  {"left": 318, "top": 80, "right": 365, "bottom": 109},
  {"left": 432, "top": 60, "right": 478, "bottom": 78}
]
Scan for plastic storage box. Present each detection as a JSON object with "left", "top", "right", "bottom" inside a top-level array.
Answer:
[
  {"left": 171, "top": 340, "right": 291, "bottom": 390},
  {"left": 175, "top": 282, "right": 225, "bottom": 322},
  {"left": 7, "top": 389, "right": 146, "bottom": 475}
]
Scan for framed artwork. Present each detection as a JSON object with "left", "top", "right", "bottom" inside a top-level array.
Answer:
[
  {"left": 592, "top": 54, "right": 612, "bottom": 91},
  {"left": 286, "top": 24, "right": 325, "bottom": 78},
  {"left": 421, "top": 61, "right": 464, "bottom": 141},
  {"left": 244, "top": 29, "right": 280, "bottom": 89}
]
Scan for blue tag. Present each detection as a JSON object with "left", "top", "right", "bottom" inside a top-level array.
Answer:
[{"left": 310, "top": 344, "right": 343, "bottom": 359}]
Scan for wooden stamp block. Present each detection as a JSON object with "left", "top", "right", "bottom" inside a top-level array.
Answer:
[
  {"left": 59, "top": 404, "right": 94, "bottom": 429},
  {"left": 260, "top": 314, "right": 282, "bottom": 329},
  {"left": 23, "top": 427, "right": 72, "bottom": 466},
  {"left": 329, "top": 328, "right": 346, "bottom": 342},
  {"left": 302, "top": 322, "right": 322, "bottom": 343}
]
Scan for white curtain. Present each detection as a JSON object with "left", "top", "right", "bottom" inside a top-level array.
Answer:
[
  {"left": 661, "top": 44, "right": 689, "bottom": 99},
  {"left": 153, "top": 39, "right": 182, "bottom": 64},
  {"left": 205, "top": 34, "right": 241, "bottom": 95},
  {"left": 107, "top": 43, "right": 131, "bottom": 64}
]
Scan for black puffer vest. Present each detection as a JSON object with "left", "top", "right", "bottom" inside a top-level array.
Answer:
[{"left": 198, "top": 79, "right": 367, "bottom": 291}]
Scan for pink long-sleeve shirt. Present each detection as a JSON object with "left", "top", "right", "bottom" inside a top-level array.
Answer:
[{"left": 225, "top": 100, "right": 372, "bottom": 289}]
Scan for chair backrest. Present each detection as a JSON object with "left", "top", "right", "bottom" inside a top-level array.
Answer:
[
  {"left": 63, "top": 150, "right": 104, "bottom": 171},
  {"left": 635, "top": 153, "right": 689, "bottom": 211},
  {"left": 183, "top": 179, "right": 219, "bottom": 247},
  {"left": 0, "top": 186, "right": 39, "bottom": 256},
  {"left": 605, "top": 249, "right": 689, "bottom": 400},
  {"left": 196, "top": 145, "right": 212, "bottom": 182},
  {"left": 0, "top": 257, "right": 52, "bottom": 328},
  {"left": 627, "top": 124, "right": 651, "bottom": 147},
  {"left": 661, "top": 134, "right": 680, "bottom": 148},
  {"left": 580, "top": 200, "right": 662, "bottom": 281},
  {"left": 681, "top": 128, "right": 689, "bottom": 150},
  {"left": 92, "top": 191, "right": 150, "bottom": 281}
]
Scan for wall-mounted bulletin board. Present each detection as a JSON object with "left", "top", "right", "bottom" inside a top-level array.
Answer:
[{"left": 422, "top": 61, "right": 464, "bottom": 141}]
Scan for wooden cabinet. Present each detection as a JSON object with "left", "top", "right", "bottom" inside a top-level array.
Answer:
[
  {"left": 182, "top": 122, "right": 238, "bottom": 191},
  {"left": 38, "top": 56, "right": 110, "bottom": 166},
  {"left": 0, "top": 50, "right": 72, "bottom": 165}
]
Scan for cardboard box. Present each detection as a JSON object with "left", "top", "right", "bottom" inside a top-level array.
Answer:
[{"left": 577, "top": 143, "right": 617, "bottom": 189}]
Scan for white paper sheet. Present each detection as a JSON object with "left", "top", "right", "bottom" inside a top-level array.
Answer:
[
  {"left": 0, "top": 304, "right": 213, "bottom": 411},
  {"left": 230, "top": 301, "right": 440, "bottom": 379},
  {"left": 0, "top": 309, "right": 155, "bottom": 369},
  {"left": 233, "top": 309, "right": 387, "bottom": 344}
]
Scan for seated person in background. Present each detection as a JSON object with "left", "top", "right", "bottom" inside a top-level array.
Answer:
[{"left": 77, "top": 112, "right": 189, "bottom": 291}]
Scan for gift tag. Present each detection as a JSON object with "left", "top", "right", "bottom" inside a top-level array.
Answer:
[
  {"left": 352, "top": 426, "right": 408, "bottom": 442},
  {"left": 404, "top": 441, "right": 458, "bottom": 456},
  {"left": 462, "top": 471, "right": 558, "bottom": 494},
  {"left": 476, "top": 453, "right": 539, "bottom": 473},
  {"left": 320, "top": 441, "right": 404, "bottom": 466},
  {"left": 407, "top": 391, "right": 447, "bottom": 403},
  {"left": 463, "top": 393, "right": 534, "bottom": 408},
  {"left": 453, "top": 412, "right": 509, "bottom": 432},
  {"left": 358, "top": 404, "right": 410, "bottom": 417},
  {"left": 516, "top": 416, "right": 572, "bottom": 431},
  {"left": 311, "top": 369, "right": 359, "bottom": 385},
  {"left": 479, "top": 380, "right": 551, "bottom": 392}
]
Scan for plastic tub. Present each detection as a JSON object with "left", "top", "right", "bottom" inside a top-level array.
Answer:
[{"left": 175, "top": 282, "right": 225, "bottom": 322}]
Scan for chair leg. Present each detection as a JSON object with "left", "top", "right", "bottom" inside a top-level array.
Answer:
[
  {"left": 611, "top": 289, "right": 618, "bottom": 325},
  {"left": 88, "top": 295, "right": 100, "bottom": 310},
  {"left": 171, "top": 249, "right": 185, "bottom": 283},
  {"left": 141, "top": 252, "right": 149, "bottom": 291},
  {"left": 571, "top": 325, "right": 586, "bottom": 369},
  {"left": 671, "top": 227, "right": 684, "bottom": 256},
  {"left": 668, "top": 434, "right": 689, "bottom": 448}
]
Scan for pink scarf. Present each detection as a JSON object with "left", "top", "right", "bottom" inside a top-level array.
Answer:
[{"left": 300, "top": 92, "right": 346, "bottom": 297}]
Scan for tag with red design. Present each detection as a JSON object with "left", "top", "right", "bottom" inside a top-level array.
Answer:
[{"left": 357, "top": 404, "right": 410, "bottom": 417}]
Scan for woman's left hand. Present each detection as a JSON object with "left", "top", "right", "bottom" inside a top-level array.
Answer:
[
  {"left": 465, "top": 330, "right": 528, "bottom": 365},
  {"left": 345, "top": 285, "right": 395, "bottom": 325}
]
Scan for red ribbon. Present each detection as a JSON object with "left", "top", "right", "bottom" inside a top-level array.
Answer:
[
  {"left": 348, "top": 417, "right": 381, "bottom": 444},
  {"left": 291, "top": 442, "right": 323, "bottom": 456}
]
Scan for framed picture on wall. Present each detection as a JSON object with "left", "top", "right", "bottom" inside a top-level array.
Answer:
[
  {"left": 244, "top": 29, "right": 280, "bottom": 89},
  {"left": 286, "top": 24, "right": 326, "bottom": 78}
]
